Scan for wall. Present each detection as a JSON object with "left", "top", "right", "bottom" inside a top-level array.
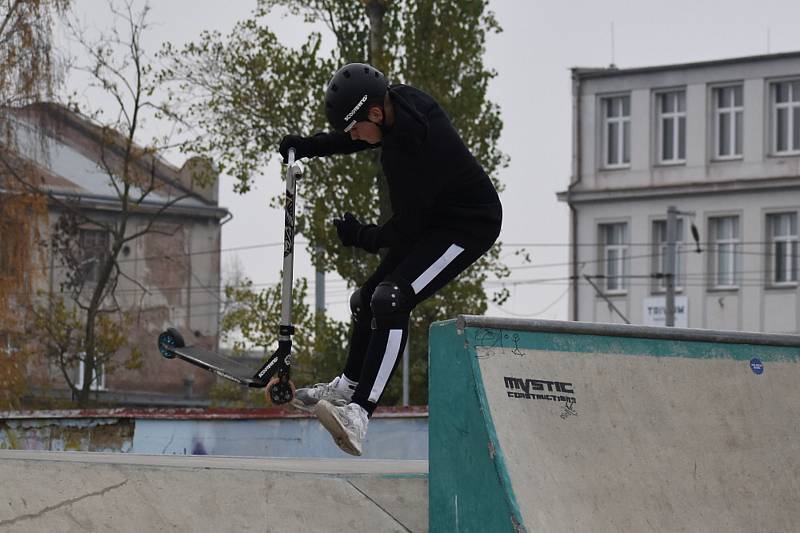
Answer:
[
  {"left": 578, "top": 55, "right": 800, "bottom": 189},
  {"left": 574, "top": 189, "right": 800, "bottom": 332},
  {"left": 11, "top": 103, "right": 227, "bottom": 403},
  {"left": 0, "top": 407, "right": 428, "bottom": 460},
  {"left": 567, "top": 54, "right": 800, "bottom": 332}
]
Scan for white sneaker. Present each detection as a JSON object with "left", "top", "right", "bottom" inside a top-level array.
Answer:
[
  {"left": 291, "top": 375, "right": 353, "bottom": 413},
  {"left": 314, "top": 400, "right": 369, "bottom": 457}
]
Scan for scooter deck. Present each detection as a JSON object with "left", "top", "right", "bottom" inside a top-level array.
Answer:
[{"left": 170, "top": 345, "right": 265, "bottom": 387}]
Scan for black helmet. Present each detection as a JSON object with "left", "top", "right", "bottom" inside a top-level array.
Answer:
[{"left": 325, "top": 63, "right": 388, "bottom": 132}]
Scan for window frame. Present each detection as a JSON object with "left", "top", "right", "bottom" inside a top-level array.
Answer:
[
  {"left": 78, "top": 228, "right": 110, "bottom": 285},
  {"left": 712, "top": 84, "right": 744, "bottom": 161},
  {"left": 766, "top": 211, "right": 799, "bottom": 287},
  {"left": 76, "top": 355, "right": 106, "bottom": 391},
  {"left": 600, "top": 94, "right": 631, "bottom": 169},
  {"left": 651, "top": 218, "right": 685, "bottom": 294},
  {"left": 708, "top": 215, "right": 741, "bottom": 290},
  {"left": 599, "top": 222, "right": 629, "bottom": 295},
  {"left": 655, "top": 89, "right": 687, "bottom": 165},
  {"left": 770, "top": 79, "right": 800, "bottom": 156}
]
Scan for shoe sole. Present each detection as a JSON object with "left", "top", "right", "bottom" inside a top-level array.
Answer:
[
  {"left": 314, "top": 402, "right": 362, "bottom": 457},
  {"left": 291, "top": 396, "right": 348, "bottom": 413},
  {"left": 290, "top": 398, "right": 316, "bottom": 413}
]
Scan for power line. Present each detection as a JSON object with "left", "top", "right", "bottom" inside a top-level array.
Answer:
[
  {"left": 156, "top": 271, "right": 797, "bottom": 322},
  {"left": 508, "top": 251, "right": 661, "bottom": 270},
  {"left": 175, "top": 301, "right": 353, "bottom": 321},
  {"left": 17, "top": 232, "right": 799, "bottom": 302},
  {"left": 505, "top": 246, "right": 797, "bottom": 271},
  {"left": 26, "top": 234, "right": 794, "bottom": 277},
  {"left": 488, "top": 287, "right": 570, "bottom": 318},
  {"left": 501, "top": 240, "right": 791, "bottom": 247},
  {"left": 22, "top": 256, "right": 799, "bottom": 298},
  {"left": 30, "top": 240, "right": 294, "bottom": 274},
  {"left": 26, "top": 263, "right": 795, "bottom": 298}
]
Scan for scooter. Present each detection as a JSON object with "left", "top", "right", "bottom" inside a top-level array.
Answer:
[{"left": 157, "top": 148, "right": 303, "bottom": 404}]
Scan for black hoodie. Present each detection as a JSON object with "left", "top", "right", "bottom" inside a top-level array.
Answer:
[{"left": 311, "top": 84, "right": 502, "bottom": 252}]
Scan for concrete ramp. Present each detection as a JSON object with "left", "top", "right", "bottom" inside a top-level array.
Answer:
[
  {"left": 0, "top": 450, "right": 427, "bottom": 532},
  {"left": 429, "top": 316, "right": 800, "bottom": 533}
]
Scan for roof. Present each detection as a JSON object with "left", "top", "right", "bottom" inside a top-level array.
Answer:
[
  {"left": 573, "top": 50, "right": 800, "bottom": 80},
  {"left": 2, "top": 103, "right": 227, "bottom": 219}
]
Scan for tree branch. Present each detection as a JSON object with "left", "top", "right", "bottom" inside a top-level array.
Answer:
[
  {"left": 0, "top": 0, "right": 23, "bottom": 38},
  {"left": 120, "top": 192, "right": 194, "bottom": 243}
]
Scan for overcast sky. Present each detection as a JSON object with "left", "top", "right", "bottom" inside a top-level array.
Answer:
[{"left": 65, "top": 0, "right": 800, "bottom": 324}]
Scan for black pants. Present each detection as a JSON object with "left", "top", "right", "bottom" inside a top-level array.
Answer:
[{"left": 343, "top": 231, "right": 494, "bottom": 415}]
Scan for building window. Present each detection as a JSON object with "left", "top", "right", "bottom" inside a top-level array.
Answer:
[
  {"left": 652, "top": 219, "right": 684, "bottom": 292},
  {"left": 657, "top": 90, "right": 686, "bottom": 164},
  {"left": 77, "top": 356, "right": 106, "bottom": 391},
  {"left": 767, "top": 212, "right": 798, "bottom": 285},
  {"left": 710, "top": 216, "right": 739, "bottom": 289},
  {"left": 772, "top": 80, "right": 800, "bottom": 154},
  {"left": 79, "top": 229, "right": 110, "bottom": 284},
  {"left": 600, "top": 223, "right": 628, "bottom": 293},
  {"left": 602, "top": 95, "right": 630, "bottom": 168},
  {"left": 713, "top": 85, "right": 743, "bottom": 159}
]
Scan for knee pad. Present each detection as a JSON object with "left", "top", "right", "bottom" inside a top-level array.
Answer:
[
  {"left": 349, "top": 288, "right": 372, "bottom": 323},
  {"left": 370, "top": 281, "right": 413, "bottom": 329}
]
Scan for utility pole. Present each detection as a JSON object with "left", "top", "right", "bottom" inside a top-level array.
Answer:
[
  {"left": 315, "top": 245, "right": 325, "bottom": 315},
  {"left": 665, "top": 206, "right": 698, "bottom": 327},
  {"left": 665, "top": 206, "right": 678, "bottom": 327},
  {"left": 402, "top": 337, "right": 409, "bottom": 406}
]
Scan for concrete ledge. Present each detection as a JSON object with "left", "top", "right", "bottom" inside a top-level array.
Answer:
[
  {"left": 0, "top": 449, "right": 428, "bottom": 475},
  {"left": 0, "top": 450, "right": 428, "bottom": 532}
]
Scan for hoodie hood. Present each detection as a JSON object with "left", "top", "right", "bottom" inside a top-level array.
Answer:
[{"left": 383, "top": 84, "right": 429, "bottom": 148}]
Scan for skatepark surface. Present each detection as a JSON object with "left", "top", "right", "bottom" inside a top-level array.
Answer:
[
  {"left": 429, "top": 316, "right": 800, "bottom": 533},
  {"left": 5, "top": 315, "right": 800, "bottom": 532},
  {"left": 0, "top": 449, "right": 427, "bottom": 532}
]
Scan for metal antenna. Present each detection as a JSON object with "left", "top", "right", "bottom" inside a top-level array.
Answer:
[{"left": 610, "top": 21, "right": 616, "bottom": 68}]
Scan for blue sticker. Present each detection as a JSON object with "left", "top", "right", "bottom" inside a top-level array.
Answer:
[{"left": 750, "top": 358, "right": 764, "bottom": 375}]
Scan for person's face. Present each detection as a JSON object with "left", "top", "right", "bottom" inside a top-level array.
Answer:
[{"left": 347, "top": 105, "right": 383, "bottom": 144}]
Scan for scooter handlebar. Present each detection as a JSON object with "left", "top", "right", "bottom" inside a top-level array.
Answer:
[{"left": 285, "top": 147, "right": 303, "bottom": 179}]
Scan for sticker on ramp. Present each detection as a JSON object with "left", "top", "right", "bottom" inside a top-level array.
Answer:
[
  {"left": 503, "top": 376, "right": 578, "bottom": 418},
  {"left": 750, "top": 358, "right": 764, "bottom": 375}
]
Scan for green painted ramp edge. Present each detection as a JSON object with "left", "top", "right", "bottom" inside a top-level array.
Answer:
[
  {"left": 429, "top": 320, "right": 524, "bottom": 533},
  {"left": 430, "top": 317, "right": 800, "bottom": 533},
  {"left": 460, "top": 326, "right": 800, "bottom": 363}
]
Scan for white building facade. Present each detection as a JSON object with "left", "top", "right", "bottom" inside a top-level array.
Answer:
[{"left": 558, "top": 52, "right": 800, "bottom": 333}]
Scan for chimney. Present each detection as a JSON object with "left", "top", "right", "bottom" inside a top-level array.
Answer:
[{"left": 178, "top": 156, "right": 219, "bottom": 204}]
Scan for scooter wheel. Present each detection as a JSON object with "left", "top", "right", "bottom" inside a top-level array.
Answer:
[
  {"left": 157, "top": 328, "right": 185, "bottom": 359},
  {"left": 266, "top": 377, "right": 295, "bottom": 405}
]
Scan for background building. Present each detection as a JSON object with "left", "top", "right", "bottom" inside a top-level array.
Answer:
[
  {"left": 3, "top": 103, "right": 229, "bottom": 406},
  {"left": 559, "top": 52, "right": 800, "bottom": 333}
]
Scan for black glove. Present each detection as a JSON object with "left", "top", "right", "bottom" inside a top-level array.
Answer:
[
  {"left": 279, "top": 135, "right": 318, "bottom": 163},
  {"left": 333, "top": 212, "right": 365, "bottom": 247}
]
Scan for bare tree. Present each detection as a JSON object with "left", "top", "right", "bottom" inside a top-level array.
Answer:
[
  {"left": 2, "top": 1, "right": 212, "bottom": 406},
  {"left": 0, "top": 0, "right": 70, "bottom": 407},
  {"left": 0, "top": 0, "right": 69, "bottom": 110}
]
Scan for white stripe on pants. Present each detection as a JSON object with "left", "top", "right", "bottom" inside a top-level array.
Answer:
[
  {"left": 367, "top": 244, "right": 464, "bottom": 404},
  {"left": 411, "top": 244, "right": 465, "bottom": 294},
  {"left": 368, "top": 329, "right": 404, "bottom": 403}
]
